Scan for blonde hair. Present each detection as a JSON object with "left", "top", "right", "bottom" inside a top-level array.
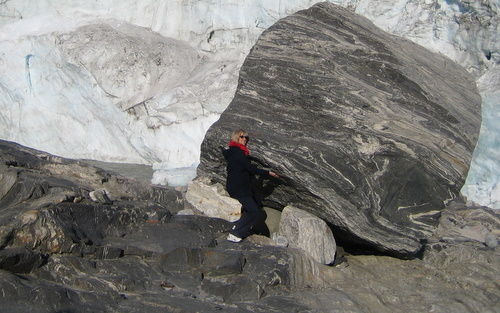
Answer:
[{"left": 231, "top": 129, "right": 248, "bottom": 142}]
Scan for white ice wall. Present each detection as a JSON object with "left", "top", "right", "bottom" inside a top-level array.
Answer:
[{"left": 0, "top": 0, "right": 326, "bottom": 52}]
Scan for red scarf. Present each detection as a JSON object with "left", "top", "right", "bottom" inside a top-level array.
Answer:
[{"left": 228, "top": 140, "right": 250, "bottom": 156}]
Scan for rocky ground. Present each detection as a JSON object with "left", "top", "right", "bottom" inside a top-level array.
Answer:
[
  {"left": 0, "top": 139, "right": 498, "bottom": 313},
  {"left": 80, "top": 159, "right": 154, "bottom": 185}
]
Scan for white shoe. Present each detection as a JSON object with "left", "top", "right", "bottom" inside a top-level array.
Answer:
[{"left": 227, "top": 233, "right": 242, "bottom": 243}]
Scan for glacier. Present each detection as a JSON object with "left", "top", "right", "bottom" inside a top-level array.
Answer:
[{"left": 0, "top": 0, "right": 498, "bottom": 207}]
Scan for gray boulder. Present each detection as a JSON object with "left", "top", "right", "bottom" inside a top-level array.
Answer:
[
  {"left": 89, "top": 188, "right": 113, "bottom": 204},
  {"left": 199, "top": 3, "right": 481, "bottom": 256},
  {"left": 278, "top": 205, "right": 336, "bottom": 264},
  {"left": 263, "top": 206, "right": 282, "bottom": 235},
  {"left": 185, "top": 177, "right": 242, "bottom": 222},
  {"left": 443, "top": 208, "right": 498, "bottom": 248},
  {"left": 428, "top": 200, "right": 500, "bottom": 249}
]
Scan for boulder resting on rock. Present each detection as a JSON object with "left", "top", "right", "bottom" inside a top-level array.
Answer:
[
  {"left": 199, "top": 2, "right": 482, "bottom": 257},
  {"left": 278, "top": 205, "right": 336, "bottom": 264}
]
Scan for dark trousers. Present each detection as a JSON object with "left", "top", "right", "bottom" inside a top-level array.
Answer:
[{"left": 230, "top": 195, "right": 268, "bottom": 239}]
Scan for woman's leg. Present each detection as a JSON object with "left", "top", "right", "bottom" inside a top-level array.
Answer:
[
  {"left": 230, "top": 196, "right": 265, "bottom": 239},
  {"left": 252, "top": 209, "right": 270, "bottom": 237}
]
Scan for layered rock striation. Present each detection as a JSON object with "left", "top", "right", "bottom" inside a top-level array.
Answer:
[{"left": 200, "top": 3, "right": 482, "bottom": 256}]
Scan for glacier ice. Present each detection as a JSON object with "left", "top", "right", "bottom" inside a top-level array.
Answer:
[
  {"left": 0, "top": 0, "right": 498, "bottom": 207},
  {"left": 462, "top": 68, "right": 500, "bottom": 209}
]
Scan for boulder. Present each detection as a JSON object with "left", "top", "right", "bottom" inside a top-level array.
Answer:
[
  {"left": 278, "top": 205, "right": 336, "bottom": 264},
  {"left": 89, "top": 189, "right": 113, "bottom": 204},
  {"left": 185, "top": 177, "right": 241, "bottom": 222},
  {"left": 199, "top": 3, "right": 481, "bottom": 256},
  {"left": 263, "top": 206, "right": 282, "bottom": 235},
  {"left": 270, "top": 233, "right": 289, "bottom": 247},
  {"left": 429, "top": 200, "right": 500, "bottom": 249}
]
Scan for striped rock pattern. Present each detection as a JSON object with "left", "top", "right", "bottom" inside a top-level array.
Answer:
[{"left": 199, "top": 3, "right": 481, "bottom": 256}]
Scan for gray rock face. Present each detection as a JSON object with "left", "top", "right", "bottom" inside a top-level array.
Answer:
[{"left": 199, "top": 3, "right": 481, "bottom": 256}]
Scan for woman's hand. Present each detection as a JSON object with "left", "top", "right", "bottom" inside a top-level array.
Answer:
[{"left": 269, "top": 171, "right": 279, "bottom": 178}]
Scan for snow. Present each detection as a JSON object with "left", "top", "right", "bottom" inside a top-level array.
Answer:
[{"left": 0, "top": 0, "right": 498, "bottom": 207}]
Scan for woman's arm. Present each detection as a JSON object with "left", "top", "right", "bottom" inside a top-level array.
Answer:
[{"left": 237, "top": 151, "right": 278, "bottom": 177}]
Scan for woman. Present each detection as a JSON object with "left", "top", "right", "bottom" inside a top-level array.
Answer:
[{"left": 223, "top": 129, "right": 278, "bottom": 242}]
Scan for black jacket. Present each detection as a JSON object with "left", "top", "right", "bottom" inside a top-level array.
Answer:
[{"left": 223, "top": 146, "right": 269, "bottom": 198}]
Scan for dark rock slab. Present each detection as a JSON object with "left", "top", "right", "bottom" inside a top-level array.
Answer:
[
  {"left": 0, "top": 247, "right": 47, "bottom": 273},
  {"left": 4, "top": 202, "right": 171, "bottom": 255},
  {"left": 159, "top": 247, "right": 245, "bottom": 277},
  {"left": 104, "top": 221, "right": 217, "bottom": 255},
  {"left": 199, "top": 3, "right": 482, "bottom": 256},
  {"left": 0, "top": 139, "right": 184, "bottom": 209},
  {"left": 0, "top": 270, "right": 113, "bottom": 313},
  {"left": 158, "top": 247, "right": 260, "bottom": 302},
  {"left": 429, "top": 200, "right": 499, "bottom": 248},
  {"left": 0, "top": 139, "right": 186, "bottom": 258},
  {"left": 202, "top": 249, "right": 246, "bottom": 276},
  {"left": 201, "top": 274, "right": 264, "bottom": 302}
]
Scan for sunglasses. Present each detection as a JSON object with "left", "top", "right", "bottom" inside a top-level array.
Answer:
[{"left": 239, "top": 135, "right": 249, "bottom": 140}]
